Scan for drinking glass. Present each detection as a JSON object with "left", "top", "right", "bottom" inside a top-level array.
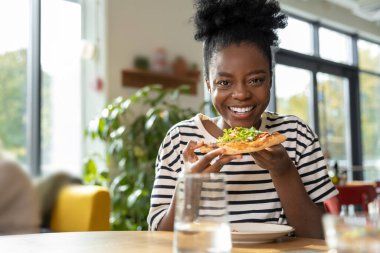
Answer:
[
  {"left": 173, "top": 173, "right": 231, "bottom": 253},
  {"left": 322, "top": 213, "right": 380, "bottom": 253},
  {"left": 368, "top": 196, "right": 380, "bottom": 215}
]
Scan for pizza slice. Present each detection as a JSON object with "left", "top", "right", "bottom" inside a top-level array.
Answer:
[{"left": 198, "top": 126, "right": 287, "bottom": 155}]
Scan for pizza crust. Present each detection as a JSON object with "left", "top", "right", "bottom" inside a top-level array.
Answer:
[{"left": 198, "top": 132, "right": 287, "bottom": 155}]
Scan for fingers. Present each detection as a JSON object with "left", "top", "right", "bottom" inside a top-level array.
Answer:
[
  {"left": 191, "top": 149, "right": 242, "bottom": 173},
  {"left": 190, "top": 148, "right": 226, "bottom": 173},
  {"left": 183, "top": 140, "right": 204, "bottom": 163},
  {"left": 250, "top": 144, "right": 283, "bottom": 160},
  {"left": 250, "top": 144, "right": 292, "bottom": 172},
  {"left": 197, "top": 148, "right": 226, "bottom": 167},
  {"left": 184, "top": 141, "right": 243, "bottom": 173},
  {"left": 203, "top": 154, "right": 243, "bottom": 173}
]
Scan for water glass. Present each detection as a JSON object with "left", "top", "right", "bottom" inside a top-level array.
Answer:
[
  {"left": 368, "top": 196, "right": 380, "bottom": 215},
  {"left": 322, "top": 213, "right": 380, "bottom": 253},
  {"left": 173, "top": 173, "right": 231, "bottom": 253}
]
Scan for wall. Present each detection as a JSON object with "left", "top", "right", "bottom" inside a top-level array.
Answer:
[
  {"left": 105, "top": 0, "right": 204, "bottom": 111},
  {"left": 81, "top": 0, "right": 107, "bottom": 161}
]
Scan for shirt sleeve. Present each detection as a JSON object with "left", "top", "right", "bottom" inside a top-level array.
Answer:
[
  {"left": 147, "top": 127, "right": 182, "bottom": 230},
  {"left": 296, "top": 124, "right": 338, "bottom": 204}
]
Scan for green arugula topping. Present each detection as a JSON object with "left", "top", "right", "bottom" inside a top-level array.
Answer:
[{"left": 217, "top": 127, "right": 264, "bottom": 143}]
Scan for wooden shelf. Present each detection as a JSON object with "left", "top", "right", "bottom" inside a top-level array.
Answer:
[{"left": 122, "top": 69, "right": 198, "bottom": 94}]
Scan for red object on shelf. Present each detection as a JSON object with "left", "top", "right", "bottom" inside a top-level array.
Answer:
[
  {"left": 172, "top": 57, "right": 187, "bottom": 76},
  {"left": 95, "top": 77, "right": 103, "bottom": 91},
  {"left": 152, "top": 48, "right": 168, "bottom": 73},
  {"left": 324, "top": 184, "right": 377, "bottom": 214}
]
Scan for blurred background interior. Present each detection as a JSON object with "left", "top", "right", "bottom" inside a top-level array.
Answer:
[{"left": 1, "top": 0, "right": 380, "bottom": 234}]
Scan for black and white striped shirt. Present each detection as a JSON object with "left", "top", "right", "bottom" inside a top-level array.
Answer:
[{"left": 147, "top": 112, "right": 338, "bottom": 230}]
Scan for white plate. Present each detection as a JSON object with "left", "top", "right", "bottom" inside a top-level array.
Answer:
[{"left": 230, "top": 223, "right": 294, "bottom": 244}]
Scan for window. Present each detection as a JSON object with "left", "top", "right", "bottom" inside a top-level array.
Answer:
[
  {"left": 317, "top": 73, "right": 349, "bottom": 168},
  {"left": 0, "top": 0, "right": 29, "bottom": 165},
  {"left": 41, "top": 0, "right": 82, "bottom": 176},
  {"left": 278, "top": 17, "right": 313, "bottom": 55},
  {"left": 0, "top": 0, "right": 82, "bottom": 176},
  {"left": 358, "top": 39, "right": 380, "bottom": 73},
  {"left": 319, "top": 27, "right": 352, "bottom": 65},
  {"left": 358, "top": 40, "right": 380, "bottom": 179},
  {"left": 277, "top": 15, "right": 380, "bottom": 180},
  {"left": 274, "top": 65, "right": 312, "bottom": 124},
  {"left": 360, "top": 73, "right": 380, "bottom": 179}
]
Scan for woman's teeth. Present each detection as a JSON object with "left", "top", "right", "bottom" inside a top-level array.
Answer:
[{"left": 228, "top": 106, "right": 254, "bottom": 113}]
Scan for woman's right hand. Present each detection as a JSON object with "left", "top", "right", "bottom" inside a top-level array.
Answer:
[
  {"left": 183, "top": 140, "right": 242, "bottom": 173},
  {"left": 157, "top": 140, "right": 240, "bottom": 231}
]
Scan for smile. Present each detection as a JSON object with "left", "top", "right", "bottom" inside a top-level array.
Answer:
[{"left": 228, "top": 106, "right": 254, "bottom": 113}]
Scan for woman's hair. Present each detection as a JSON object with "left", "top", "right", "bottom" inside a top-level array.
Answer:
[{"left": 193, "top": 0, "right": 287, "bottom": 79}]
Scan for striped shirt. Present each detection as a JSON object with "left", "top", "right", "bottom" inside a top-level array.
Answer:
[{"left": 147, "top": 112, "right": 338, "bottom": 230}]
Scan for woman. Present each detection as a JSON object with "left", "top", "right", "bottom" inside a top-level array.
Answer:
[{"left": 148, "top": 0, "right": 337, "bottom": 238}]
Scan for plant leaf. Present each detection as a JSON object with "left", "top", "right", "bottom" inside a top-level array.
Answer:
[
  {"left": 83, "top": 84, "right": 198, "bottom": 230},
  {"left": 127, "top": 189, "right": 142, "bottom": 207}
]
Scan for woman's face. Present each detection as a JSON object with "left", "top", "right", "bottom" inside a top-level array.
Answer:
[{"left": 207, "top": 43, "right": 271, "bottom": 129}]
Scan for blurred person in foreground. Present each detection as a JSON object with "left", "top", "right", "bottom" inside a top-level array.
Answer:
[
  {"left": 0, "top": 141, "right": 40, "bottom": 235},
  {"left": 147, "top": 0, "right": 338, "bottom": 239}
]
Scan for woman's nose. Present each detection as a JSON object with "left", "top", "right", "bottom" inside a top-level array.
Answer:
[{"left": 231, "top": 84, "right": 251, "bottom": 100}]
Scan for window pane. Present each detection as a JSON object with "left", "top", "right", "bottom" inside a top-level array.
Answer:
[
  {"left": 360, "top": 73, "right": 380, "bottom": 179},
  {"left": 358, "top": 40, "right": 380, "bottom": 73},
  {"left": 319, "top": 28, "right": 352, "bottom": 65},
  {"left": 0, "top": 0, "right": 29, "bottom": 164},
  {"left": 278, "top": 17, "right": 313, "bottom": 55},
  {"left": 41, "top": 0, "right": 82, "bottom": 176},
  {"left": 317, "top": 73, "right": 349, "bottom": 167},
  {"left": 274, "top": 65, "right": 311, "bottom": 124}
]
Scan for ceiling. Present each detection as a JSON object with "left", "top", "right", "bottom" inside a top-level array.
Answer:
[{"left": 326, "top": 0, "right": 380, "bottom": 22}]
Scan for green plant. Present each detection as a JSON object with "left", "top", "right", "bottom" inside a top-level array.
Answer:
[{"left": 83, "top": 84, "right": 197, "bottom": 230}]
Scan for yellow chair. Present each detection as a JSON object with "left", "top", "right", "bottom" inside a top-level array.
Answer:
[{"left": 50, "top": 185, "right": 111, "bottom": 232}]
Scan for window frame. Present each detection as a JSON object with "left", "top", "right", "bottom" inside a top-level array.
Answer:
[
  {"left": 25, "top": 0, "right": 83, "bottom": 176},
  {"left": 27, "top": 0, "right": 42, "bottom": 176},
  {"left": 274, "top": 13, "right": 380, "bottom": 180}
]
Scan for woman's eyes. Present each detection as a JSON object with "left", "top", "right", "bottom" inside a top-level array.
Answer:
[
  {"left": 248, "top": 78, "right": 264, "bottom": 86},
  {"left": 216, "top": 80, "right": 231, "bottom": 87},
  {"left": 215, "top": 77, "right": 265, "bottom": 88}
]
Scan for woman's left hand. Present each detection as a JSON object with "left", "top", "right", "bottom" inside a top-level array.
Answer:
[{"left": 250, "top": 144, "right": 295, "bottom": 177}]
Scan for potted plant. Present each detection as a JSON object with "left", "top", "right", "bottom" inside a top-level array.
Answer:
[{"left": 83, "top": 84, "right": 198, "bottom": 230}]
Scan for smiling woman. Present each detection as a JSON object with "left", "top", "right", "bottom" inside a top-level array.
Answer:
[
  {"left": 207, "top": 43, "right": 271, "bottom": 129},
  {"left": 147, "top": 0, "right": 338, "bottom": 240}
]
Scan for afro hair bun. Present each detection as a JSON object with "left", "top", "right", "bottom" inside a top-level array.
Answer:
[{"left": 193, "top": 0, "right": 287, "bottom": 46}]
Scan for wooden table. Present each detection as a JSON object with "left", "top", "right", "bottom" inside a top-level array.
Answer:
[{"left": 0, "top": 231, "right": 328, "bottom": 253}]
